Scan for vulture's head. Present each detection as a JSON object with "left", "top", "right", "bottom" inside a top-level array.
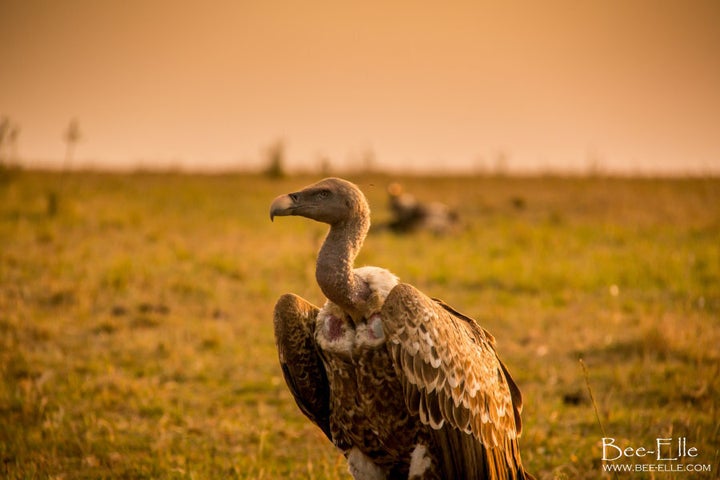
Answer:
[{"left": 270, "top": 177, "right": 370, "bottom": 226}]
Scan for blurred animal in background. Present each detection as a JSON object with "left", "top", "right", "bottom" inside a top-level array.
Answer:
[
  {"left": 386, "top": 182, "right": 459, "bottom": 235},
  {"left": 270, "top": 178, "right": 533, "bottom": 480}
]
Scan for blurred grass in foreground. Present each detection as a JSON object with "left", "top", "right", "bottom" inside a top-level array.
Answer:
[{"left": 1, "top": 170, "right": 718, "bottom": 479}]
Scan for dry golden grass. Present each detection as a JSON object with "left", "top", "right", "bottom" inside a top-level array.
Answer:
[{"left": 1, "top": 170, "right": 718, "bottom": 479}]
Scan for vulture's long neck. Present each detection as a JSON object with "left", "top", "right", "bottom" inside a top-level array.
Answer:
[{"left": 316, "top": 214, "right": 371, "bottom": 320}]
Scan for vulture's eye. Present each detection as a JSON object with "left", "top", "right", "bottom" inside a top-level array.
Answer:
[{"left": 316, "top": 190, "right": 330, "bottom": 200}]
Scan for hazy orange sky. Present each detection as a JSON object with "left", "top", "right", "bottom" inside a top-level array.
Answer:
[{"left": 2, "top": 0, "right": 719, "bottom": 174}]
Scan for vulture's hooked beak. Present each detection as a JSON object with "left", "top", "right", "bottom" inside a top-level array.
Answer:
[{"left": 269, "top": 193, "right": 297, "bottom": 222}]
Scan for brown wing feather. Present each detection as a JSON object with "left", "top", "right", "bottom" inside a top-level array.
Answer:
[
  {"left": 434, "top": 297, "right": 524, "bottom": 436},
  {"left": 273, "top": 293, "right": 332, "bottom": 441},
  {"left": 381, "top": 283, "right": 530, "bottom": 479}
]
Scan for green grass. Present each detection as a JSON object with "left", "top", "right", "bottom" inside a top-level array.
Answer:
[{"left": 1, "top": 169, "right": 718, "bottom": 479}]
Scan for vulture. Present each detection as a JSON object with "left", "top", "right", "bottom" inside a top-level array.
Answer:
[
  {"left": 386, "top": 182, "right": 459, "bottom": 235},
  {"left": 270, "top": 178, "right": 533, "bottom": 480}
]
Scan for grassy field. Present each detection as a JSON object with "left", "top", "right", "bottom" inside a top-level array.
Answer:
[{"left": 1, "top": 169, "right": 718, "bottom": 479}]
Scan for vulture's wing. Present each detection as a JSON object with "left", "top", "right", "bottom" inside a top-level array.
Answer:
[
  {"left": 273, "top": 293, "right": 332, "bottom": 441},
  {"left": 381, "top": 283, "right": 529, "bottom": 479}
]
